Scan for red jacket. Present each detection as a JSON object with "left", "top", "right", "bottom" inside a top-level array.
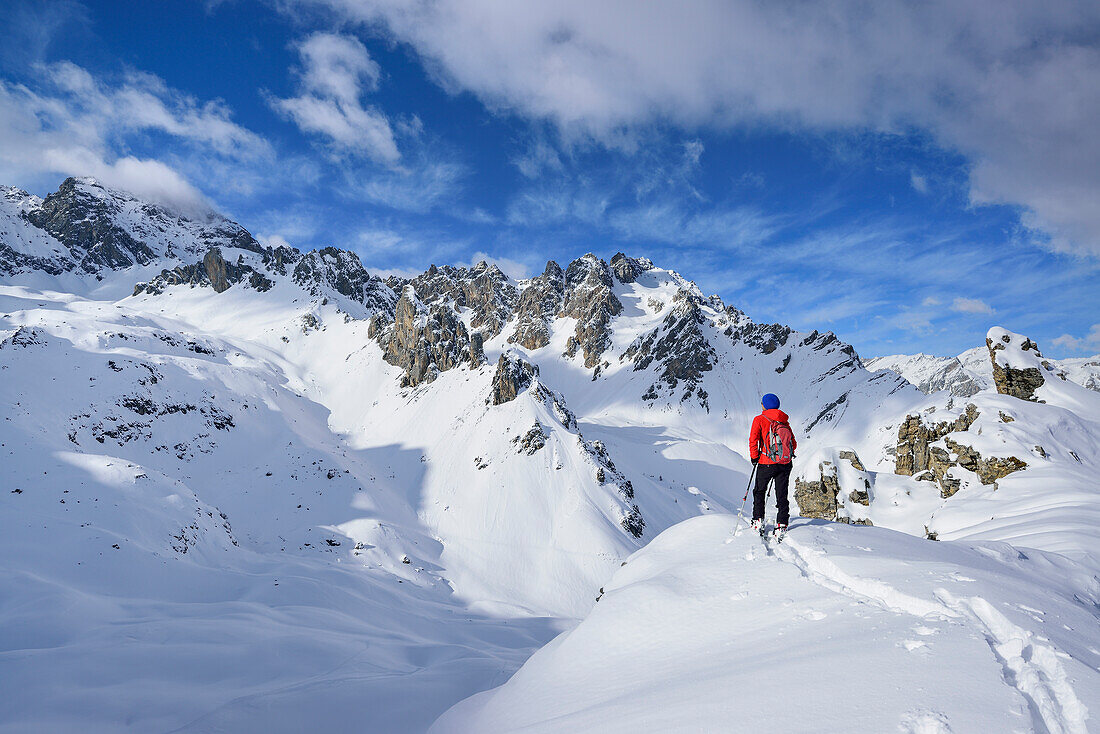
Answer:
[{"left": 749, "top": 408, "right": 796, "bottom": 465}]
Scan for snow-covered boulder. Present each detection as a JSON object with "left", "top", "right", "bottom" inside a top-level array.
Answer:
[{"left": 986, "top": 327, "right": 1049, "bottom": 401}]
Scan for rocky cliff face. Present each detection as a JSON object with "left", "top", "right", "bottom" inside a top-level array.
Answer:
[
  {"left": 625, "top": 289, "right": 715, "bottom": 408},
  {"left": 374, "top": 287, "right": 485, "bottom": 387},
  {"left": 396, "top": 262, "right": 518, "bottom": 339},
  {"left": 135, "top": 247, "right": 275, "bottom": 296},
  {"left": 509, "top": 261, "right": 566, "bottom": 350},
  {"left": 293, "top": 247, "right": 396, "bottom": 313},
  {"left": 560, "top": 254, "right": 623, "bottom": 369},
  {"left": 491, "top": 352, "right": 539, "bottom": 405}
]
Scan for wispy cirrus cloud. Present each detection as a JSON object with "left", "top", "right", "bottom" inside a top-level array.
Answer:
[
  {"left": 951, "top": 297, "right": 995, "bottom": 315},
  {"left": 269, "top": 32, "right": 401, "bottom": 165}
]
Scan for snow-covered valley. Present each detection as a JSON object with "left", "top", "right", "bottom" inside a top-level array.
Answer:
[{"left": 2, "top": 179, "right": 1098, "bottom": 733}]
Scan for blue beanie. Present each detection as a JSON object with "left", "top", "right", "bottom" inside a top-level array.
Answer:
[{"left": 762, "top": 393, "right": 780, "bottom": 410}]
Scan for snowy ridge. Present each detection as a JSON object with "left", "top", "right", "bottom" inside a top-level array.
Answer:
[{"left": 433, "top": 516, "right": 1099, "bottom": 734}]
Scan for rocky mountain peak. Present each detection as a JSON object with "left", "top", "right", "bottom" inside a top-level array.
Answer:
[
  {"left": 609, "top": 252, "right": 653, "bottom": 284},
  {"left": 4, "top": 177, "right": 263, "bottom": 277},
  {"left": 509, "top": 260, "right": 566, "bottom": 350},
  {"left": 25, "top": 177, "right": 159, "bottom": 272},
  {"left": 3, "top": 186, "right": 38, "bottom": 207},
  {"left": 292, "top": 247, "right": 395, "bottom": 313},
  {"left": 863, "top": 353, "right": 983, "bottom": 397},
  {"left": 560, "top": 254, "right": 623, "bottom": 368},
  {"left": 397, "top": 262, "right": 519, "bottom": 338},
  {"left": 374, "top": 285, "right": 485, "bottom": 387},
  {"left": 625, "top": 288, "right": 715, "bottom": 409}
]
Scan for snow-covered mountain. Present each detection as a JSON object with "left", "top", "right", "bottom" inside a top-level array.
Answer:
[
  {"left": 866, "top": 346, "right": 1100, "bottom": 397},
  {"left": 3, "top": 178, "right": 1098, "bottom": 733}
]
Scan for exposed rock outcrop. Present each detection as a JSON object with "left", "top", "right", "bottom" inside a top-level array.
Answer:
[
  {"left": 204, "top": 248, "right": 232, "bottom": 293},
  {"left": 794, "top": 450, "right": 871, "bottom": 521},
  {"left": 609, "top": 252, "right": 652, "bottom": 284},
  {"left": 512, "top": 422, "right": 548, "bottom": 454},
  {"left": 397, "top": 261, "right": 518, "bottom": 338},
  {"left": 292, "top": 247, "right": 395, "bottom": 312},
  {"left": 895, "top": 403, "right": 1027, "bottom": 497},
  {"left": 560, "top": 254, "right": 623, "bottom": 368},
  {"left": 491, "top": 352, "right": 538, "bottom": 405},
  {"left": 135, "top": 247, "right": 274, "bottom": 296},
  {"left": 582, "top": 438, "right": 643, "bottom": 538},
  {"left": 509, "top": 261, "right": 565, "bottom": 350},
  {"left": 794, "top": 466, "right": 840, "bottom": 520},
  {"left": 987, "top": 327, "right": 1046, "bottom": 401},
  {"left": 374, "top": 287, "right": 485, "bottom": 387},
  {"left": 895, "top": 404, "right": 979, "bottom": 477},
  {"left": 625, "top": 289, "right": 715, "bottom": 409},
  {"left": 935, "top": 438, "right": 1028, "bottom": 492}
]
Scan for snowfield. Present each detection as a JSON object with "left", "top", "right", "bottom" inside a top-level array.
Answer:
[
  {"left": 2, "top": 179, "right": 1098, "bottom": 733},
  {"left": 434, "top": 515, "right": 1099, "bottom": 734}
]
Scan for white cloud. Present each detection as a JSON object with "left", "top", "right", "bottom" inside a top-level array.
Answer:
[
  {"left": 304, "top": 0, "right": 1100, "bottom": 254},
  {"left": 910, "top": 172, "right": 928, "bottom": 194},
  {"left": 921, "top": 296, "right": 942, "bottom": 307},
  {"left": 512, "top": 138, "right": 564, "bottom": 178},
  {"left": 1051, "top": 324, "right": 1100, "bottom": 353},
  {"left": 351, "top": 157, "right": 466, "bottom": 212},
  {"left": 0, "top": 61, "right": 268, "bottom": 213},
  {"left": 271, "top": 33, "right": 400, "bottom": 165},
  {"left": 951, "top": 297, "right": 995, "bottom": 315}
]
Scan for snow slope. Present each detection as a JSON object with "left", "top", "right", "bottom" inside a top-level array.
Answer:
[
  {"left": 435, "top": 515, "right": 1100, "bottom": 734},
  {"left": 0, "top": 284, "right": 570, "bottom": 733}
]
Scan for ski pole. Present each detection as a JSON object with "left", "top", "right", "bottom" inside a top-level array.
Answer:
[{"left": 733, "top": 463, "right": 758, "bottom": 537}]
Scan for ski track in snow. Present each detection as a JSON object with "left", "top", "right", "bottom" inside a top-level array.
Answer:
[
  {"left": 777, "top": 534, "right": 1089, "bottom": 734},
  {"left": 775, "top": 536, "right": 958, "bottom": 620},
  {"left": 935, "top": 589, "right": 1090, "bottom": 734}
]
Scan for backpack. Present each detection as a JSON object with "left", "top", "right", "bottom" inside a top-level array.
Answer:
[{"left": 762, "top": 416, "right": 795, "bottom": 464}]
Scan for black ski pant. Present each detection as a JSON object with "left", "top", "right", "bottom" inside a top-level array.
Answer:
[{"left": 753, "top": 462, "right": 792, "bottom": 526}]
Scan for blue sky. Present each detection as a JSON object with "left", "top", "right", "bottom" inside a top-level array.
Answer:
[{"left": 1, "top": 0, "right": 1098, "bottom": 359}]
